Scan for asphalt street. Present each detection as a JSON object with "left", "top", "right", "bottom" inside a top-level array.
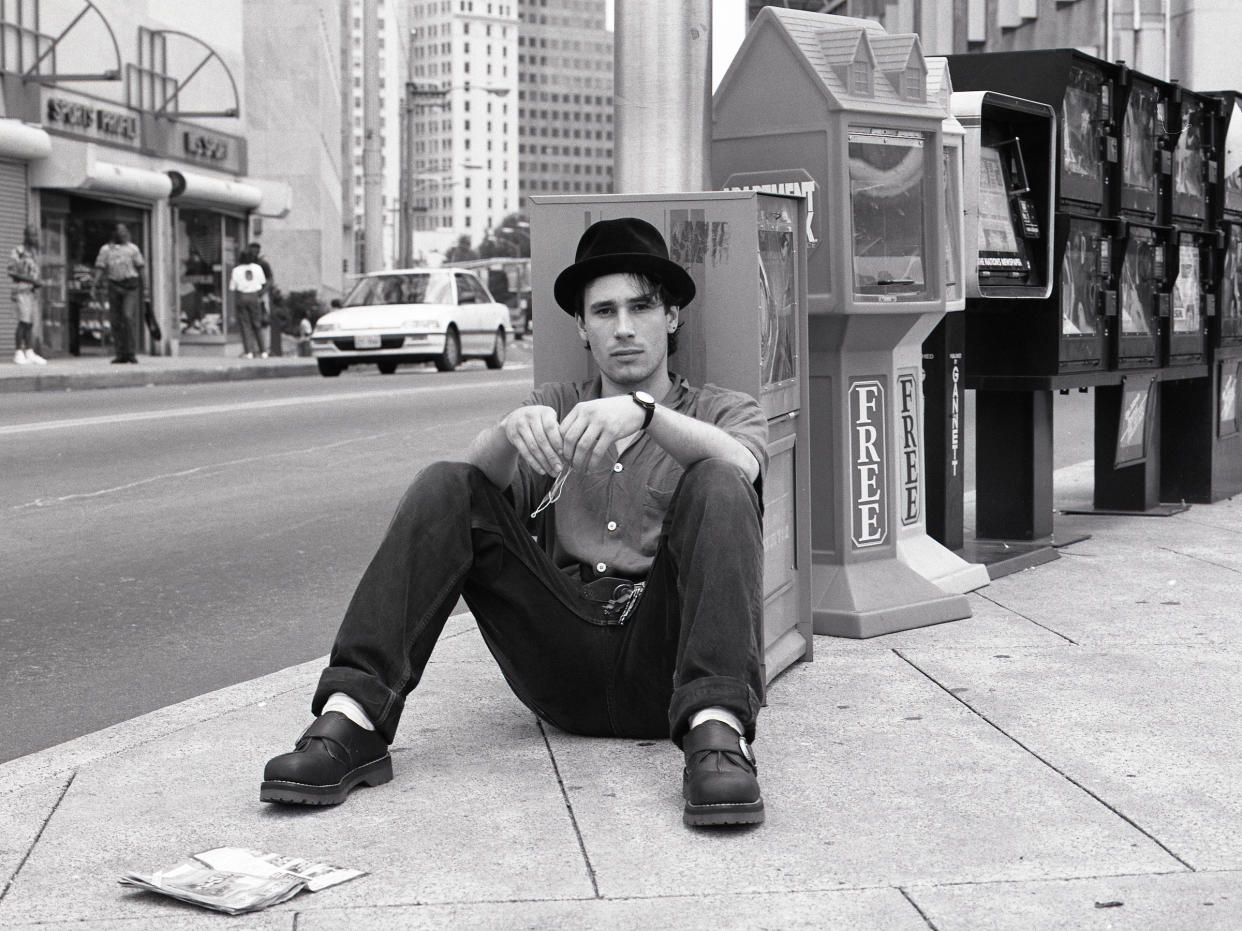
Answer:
[
  {"left": 1, "top": 343, "right": 1095, "bottom": 764},
  {"left": 0, "top": 352, "right": 532, "bottom": 763}
]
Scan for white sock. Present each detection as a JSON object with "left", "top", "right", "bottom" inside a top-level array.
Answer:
[
  {"left": 689, "top": 706, "right": 744, "bottom": 736},
  {"left": 322, "top": 692, "right": 375, "bottom": 731}
]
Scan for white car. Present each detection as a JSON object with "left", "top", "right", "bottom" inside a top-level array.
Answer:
[{"left": 310, "top": 268, "right": 510, "bottom": 376}]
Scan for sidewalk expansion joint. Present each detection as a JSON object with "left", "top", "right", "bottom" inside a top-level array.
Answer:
[
  {"left": 0, "top": 770, "right": 75, "bottom": 905},
  {"left": 897, "top": 885, "right": 941, "bottom": 930},
  {"left": 1156, "top": 544, "right": 1242, "bottom": 574},
  {"left": 537, "top": 718, "right": 601, "bottom": 899},
  {"left": 973, "top": 593, "right": 1078, "bottom": 644},
  {"left": 893, "top": 650, "right": 1196, "bottom": 872}
]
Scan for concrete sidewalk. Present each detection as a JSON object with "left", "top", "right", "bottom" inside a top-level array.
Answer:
[
  {"left": 2, "top": 465, "right": 1240, "bottom": 929},
  {"left": 0, "top": 350, "right": 318, "bottom": 393}
]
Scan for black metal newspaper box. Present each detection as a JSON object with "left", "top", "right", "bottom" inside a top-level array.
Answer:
[
  {"left": 528, "top": 191, "right": 813, "bottom": 684},
  {"left": 948, "top": 49, "right": 1120, "bottom": 218},
  {"left": 948, "top": 50, "right": 1121, "bottom": 379}
]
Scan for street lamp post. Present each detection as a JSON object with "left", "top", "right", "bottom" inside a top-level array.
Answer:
[{"left": 399, "top": 80, "right": 511, "bottom": 268}]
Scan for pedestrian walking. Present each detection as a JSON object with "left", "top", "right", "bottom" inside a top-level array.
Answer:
[
  {"left": 92, "top": 224, "right": 146, "bottom": 364},
  {"left": 230, "top": 248, "right": 268, "bottom": 359},
  {"left": 8, "top": 224, "right": 45, "bottom": 365},
  {"left": 261, "top": 218, "right": 770, "bottom": 827}
]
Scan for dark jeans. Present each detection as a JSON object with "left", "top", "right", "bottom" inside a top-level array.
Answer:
[
  {"left": 236, "top": 293, "right": 265, "bottom": 355},
  {"left": 108, "top": 280, "right": 140, "bottom": 360},
  {"left": 313, "top": 459, "right": 765, "bottom": 748}
]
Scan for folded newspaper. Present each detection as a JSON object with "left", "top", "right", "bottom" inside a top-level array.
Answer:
[{"left": 119, "top": 847, "right": 364, "bottom": 915}]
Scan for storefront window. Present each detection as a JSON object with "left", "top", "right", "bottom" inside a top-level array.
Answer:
[
  {"left": 175, "top": 207, "right": 245, "bottom": 346},
  {"left": 848, "top": 127, "right": 928, "bottom": 300},
  {"left": 40, "top": 194, "right": 149, "bottom": 357}
]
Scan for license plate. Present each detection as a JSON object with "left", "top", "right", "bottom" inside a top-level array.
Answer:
[{"left": 355, "top": 334, "right": 382, "bottom": 349}]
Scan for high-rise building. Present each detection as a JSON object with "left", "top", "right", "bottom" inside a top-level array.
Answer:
[
  {"left": 744, "top": 1, "right": 1242, "bottom": 89},
  {"left": 516, "top": 0, "right": 614, "bottom": 209},
  {"left": 346, "top": 0, "right": 407, "bottom": 271},
  {"left": 406, "top": 0, "right": 519, "bottom": 263}
]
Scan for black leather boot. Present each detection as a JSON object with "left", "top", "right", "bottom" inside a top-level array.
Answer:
[
  {"left": 682, "top": 720, "right": 765, "bottom": 826},
  {"left": 260, "top": 711, "right": 392, "bottom": 805}
]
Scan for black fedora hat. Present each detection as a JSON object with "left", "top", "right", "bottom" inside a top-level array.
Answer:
[{"left": 553, "top": 217, "right": 696, "bottom": 314}]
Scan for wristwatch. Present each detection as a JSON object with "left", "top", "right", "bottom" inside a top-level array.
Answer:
[{"left": 630, "top": 390, "right": 656, "bottom": 430}]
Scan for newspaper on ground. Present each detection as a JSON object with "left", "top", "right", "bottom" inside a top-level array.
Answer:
[{"left": 119, "top": 846, "right": 364, "bottom": 915}]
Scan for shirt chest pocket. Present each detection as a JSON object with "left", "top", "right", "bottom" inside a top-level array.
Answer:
[{"left": 638, "top": 466, "right": 683, "bottom": 555}]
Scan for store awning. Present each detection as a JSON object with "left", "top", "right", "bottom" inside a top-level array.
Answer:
[
  {"left": 0, "top": 119, "right": 52, "bottom": 160},
  {"left": 168, "top": 169, "right": 262, "bottom": 210},
  {"left": 82, "top": 160, "right": 173, "bottom": 200}
]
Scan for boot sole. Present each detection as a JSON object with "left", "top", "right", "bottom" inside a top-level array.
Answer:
[
  {"left": 260, "top": 755, "right": 393, "bottom": 806},
  {"left": 683, "top": 799, "right": 765, "bottom": 827}
]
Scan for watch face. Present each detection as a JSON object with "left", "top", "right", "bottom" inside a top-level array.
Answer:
[{"left": 634, "top": 390, "right": 655, "bottom": 406}]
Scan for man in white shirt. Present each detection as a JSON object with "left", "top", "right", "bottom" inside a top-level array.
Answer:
[{"left": 229, "top": 249, "right": 268, "bottom": 359}]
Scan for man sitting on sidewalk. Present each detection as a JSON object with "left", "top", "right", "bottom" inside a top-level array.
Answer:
[{"left": 261, "top": 218, "right": 769, "bottom": 827}]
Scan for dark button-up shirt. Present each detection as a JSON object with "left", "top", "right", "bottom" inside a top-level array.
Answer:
[{"left": 509, "top": 375, "right": 768, "bottom": 580}]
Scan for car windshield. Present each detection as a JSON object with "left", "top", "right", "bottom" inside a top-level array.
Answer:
[{"left": 343, "top": 273, "right": 452, "bottom": 307}]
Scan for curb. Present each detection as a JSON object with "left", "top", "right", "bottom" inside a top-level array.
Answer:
[
  {"left": 0, "top": 360, "right": 319, "bottom": 394},
  {"left": 0, "top": 656, "right": 326, "bottom": 799}
]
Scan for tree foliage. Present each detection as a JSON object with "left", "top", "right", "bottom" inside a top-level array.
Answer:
[{"left": 443, "top": 234, "right": 478, "bottom": 263}]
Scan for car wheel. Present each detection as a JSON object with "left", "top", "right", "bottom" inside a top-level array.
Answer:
[
  {"left": 377, "top": 360, "right": 398, "bottom": 375},
  {"left": 435, "top": 327, "right": 461, "bottom": 372},
  {"left": 485, "top": 328, "right": 506, "bottom": 369},
  {"left": 317, "top": 358, "right": 342, "bottom": 377}
]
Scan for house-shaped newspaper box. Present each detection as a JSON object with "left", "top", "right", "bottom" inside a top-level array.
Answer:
[
  {"left": 714, "top": 7, "right": 946, "bottom": 319},
  {"left": 713, "top": 8, "right": 977, "bottom": 639}
]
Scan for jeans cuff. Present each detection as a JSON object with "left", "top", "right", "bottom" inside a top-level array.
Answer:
[
  {"left": 668, "top": 675, "right": 761, "bottom": 748},
  {"left": 312, "top": 666, "right": 404, "bottom": 744}
]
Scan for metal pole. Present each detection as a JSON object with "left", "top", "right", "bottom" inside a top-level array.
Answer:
[
  {"left": 400, "top": 84, "right": 413, "bottom": 267},
  {"left": 614, "top": 0, "right": 713, "bottom": 193},
  {"left": 362, "top": 0, "right": 384, "bottom": 272}
]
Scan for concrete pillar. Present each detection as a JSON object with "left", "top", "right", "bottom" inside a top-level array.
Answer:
[{"left": 614, "top": 0, "right": 712, "bottom": 193}]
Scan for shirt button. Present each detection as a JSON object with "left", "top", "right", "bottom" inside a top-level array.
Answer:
[
  {"left": 612, "top": 462, "right": 623, "bottom": 473},
  {"left": 595, "top": 561, "right": 607, "bottom": 574},
  {"left": 606, "top": 521, "right": 617, "bottom": 531}
]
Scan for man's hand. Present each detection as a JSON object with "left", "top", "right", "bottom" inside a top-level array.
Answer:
[
  {"left": 501, "top": 404, "right": 564, "bottom": 476},
  {"left": 559, "top": 396, "right": 646, "bottom": 472}
]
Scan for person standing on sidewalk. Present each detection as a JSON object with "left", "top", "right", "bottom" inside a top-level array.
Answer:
[
  {"left": 92, "top": 224, "right": 146, "bottom": 364},
  {"left": 261, "top": 218, "right": 770, "bottom": 827},
  {"left": 229, "top": 248, "right": 268, "bottom": 359},
  {"left": 8, "top": 224, "right": 45, "bottom": 365},
  {"left": 247, "top": 241, "right": 279, "bottom": 356}
]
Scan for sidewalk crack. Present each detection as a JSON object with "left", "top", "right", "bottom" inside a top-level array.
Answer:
[
  {"left": 898, "top": 885, "right": 941, "bottom": 930},
  {"left": 0, "top": 770, "right": 75, "bottom": 905},
  {"left": 1157, "top": 545, "right": 1242, "bottom": 574},
  {"left": 537, "top": 719, "right": 600, "bottom": 898},
  {"left": 974, "top": 592, "right": 1078, "bottom": 644},
  {"left": 894, "top": 650, "right": 1195, "bottom": 871}
]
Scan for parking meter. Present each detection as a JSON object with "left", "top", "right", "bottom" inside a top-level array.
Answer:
[
  {"left": 713, "top": 7, "right": 971, "bottom": 637},
  {"left": 529, "top": 190, "right": 814, "bottom": 683}
]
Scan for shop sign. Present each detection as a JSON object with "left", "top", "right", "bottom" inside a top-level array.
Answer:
[
  {"left": 898, "top": 372, "right": 920, "bottom": 526},
  {"left": 850, "top": 378, "right": 888, "bottom": 548},
  {"left": 44, "top": 93, "right": 140, "bottom": 147},
  {"left": 948, "top": 351, "right": 962, "bottom": 480},
  {"left": 183, "top": 131, "right": 230, "bottom": 163},
  {"left": 723, "top": 168, "right": 819, "bottom": 246}
]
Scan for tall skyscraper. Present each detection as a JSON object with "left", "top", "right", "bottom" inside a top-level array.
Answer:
[
  {"left": 517, "top": 0, "right": 614, "bottom": 207},
  {"left": 406, "top": 0, "right": 519, "bottom": 262}
]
